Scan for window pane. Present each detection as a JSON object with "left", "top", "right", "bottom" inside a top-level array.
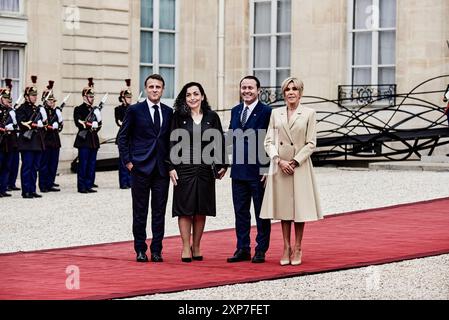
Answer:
[
  {"left": 380, "top": 0, "right": 396, "bottom": 28},
  {"left": 276, "top": 69, "right": 290, "bottom": 87},
  {"left": 254, "top": 70, "right": 270, "bottom": 87},
  {"left": 0, "top": 0, "right": 19, "bottom": 12},
  {"left": 379, "top": 67, "right": 395, "bottom": 84},
  {"left": 140, "top": 66, "right": 153, "bottom": 93},
  {"left": 277, "top": 0, "right": 291, "bottom": 33},
  {"left": 379, "top": 31, "right": 395, "bottom": 65},
  {"left": 353, "top": 32, "right": 372, "bottom": 65},
  {"left": 141, "top": 0, "right": 153, "bottom": 28},
  {"left": 255, "top": 2, "right": 271, "bottom": 34},
  {"left": 160, "top": 67, "right": 174, "bottom": 99},
  {"left": 354, "top": 0, "right": 373, "bottom": 29},
  {"left": 353, "top": 68, "right": 371, "bottom": 85},
  {"left": 159, "top": 33, "right": 175, "bottom": 65},
  {"left": 2, "top": 49, "right": 19, "bottom": 78},
  {"left": 277, "top": 36, "right": 290, "bottom": 68},
  {"left": 254, "top": 37, "right": 270, "bottom": 68},
  {"left": 160, "top": 0, "right": 176, "bottom": 30},
  {"left": 140, "top": 32, "right": 153, "bottom": 64}
]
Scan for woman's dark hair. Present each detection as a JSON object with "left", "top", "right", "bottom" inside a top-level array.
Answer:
[{"left": 174, "top": 82, "right": 211, "bottom": 117}]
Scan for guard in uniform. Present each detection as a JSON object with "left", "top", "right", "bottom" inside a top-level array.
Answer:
[
  {"left": 0, "top": 79, "right": 18, "bottom": 197},
  {"left": 73, "top": 78, "right": 102, "bottom": 193},
  {"left": 39, "top": 81, "right": 63, "bottom": 193},
  {"left": 16, "top": 76, "right": 47, "bottom": 199},
  {"left": 115, "top": 79, "right": 132, "bottom": 189}
]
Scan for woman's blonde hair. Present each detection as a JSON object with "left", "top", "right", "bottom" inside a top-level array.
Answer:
[{"left": 281, "top": 77, "right": 304, "bottom": 96}]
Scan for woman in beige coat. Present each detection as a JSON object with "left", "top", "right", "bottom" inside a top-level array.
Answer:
[{"left": 260, "top": 77, "right": 323, "bottom": 266}]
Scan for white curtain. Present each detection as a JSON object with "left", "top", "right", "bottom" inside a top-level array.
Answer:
[
  {"left": 140, "top": 32, "right": 153, "bottom": 64},
  {"left": 277, "top": 35, "right": 290, "bottom": 68},
  {"left": 160, "top": 67, "right": 174, "bottom": 99},
  {"left": 277, "top": 0, "right": 291, "bottom": 33},
  {"left": 379, "top": 30, "right": 395, "bottom": 65},
  {"left": 159, "top": 33, "right": 175, "bottom": 65},
  {"left": 160, "top": 0, "right": 175, "bottom": 30},
  {"left": 379, "top": 67, "right": 395, "bottom": 84},
  {"left": 254, "top": 37, "right": 270, "bottom": 69},
  {"left": 0, "top": 0, "right": 19, "bottom": 12},
  {"left": 354, "top": 0, "right": 372, "bottom": 29},
  {"left": 380, "top": 0, "right": 396, "bottom": 28},
  {"left": 141, "top": 0, "right": 153, "bottom": 28},
  {"left": 353, "top": 68, "right": 371, "bottom": 85},
  {"left": 254, "top": 2, "right": 271, "bottom": 34},
  {"left": 2, "top": 49, "right": 19, "bottom": 78},
  {"left": 353, "top": 32, "right": 372, "bottom": 65}
]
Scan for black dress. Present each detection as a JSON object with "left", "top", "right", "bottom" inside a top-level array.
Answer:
[{"left": 168, "top": 110, "right": 228, "bottom": 217}]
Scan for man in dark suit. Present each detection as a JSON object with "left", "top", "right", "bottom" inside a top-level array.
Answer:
[
  {"left": 118, "top": 74, "right": 173, "bottom": 263},
  {"left": 227, "top": 76, "right": 272, "bottom": 264}
]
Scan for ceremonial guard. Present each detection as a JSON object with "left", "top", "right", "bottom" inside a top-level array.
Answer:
[
  {"left": 16, "top": 76, "right": 47, "bottom": 199},
  {"left": 0, "top": 79, "right": 18, "bottom": 197},
  {"left": 115, "top": 79, "right": 132, "bottom": 189},
  {"left": 73, "top": 78, "right": 103, "bottom": 193},
  {"left": 38, "top": 81, "right": 64, "bottom": 193}
]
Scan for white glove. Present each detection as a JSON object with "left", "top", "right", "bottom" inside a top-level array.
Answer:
[
  {"left": 92, "top": 121, "right": 99, "bottom": 129},
  {"left": 39, "top": 107, "right": 48, "bottom": 122},
  {"left": 5, "top": 124, "right": 14, "bottom": 131},
  {"left": 93, "top": 108, "right": 102, "bottom": 122},
  {"left": 52, "top": 122, "right": 59, "bottom": 130},
  {"left": 37, "top": 120, "right": 44, "bottom": 128},
  {"left": 56, "top": 109, "right": 63, "bottom": 123},
  {"left": 9, "top": 110, "right": 17, "bottom": 125}
]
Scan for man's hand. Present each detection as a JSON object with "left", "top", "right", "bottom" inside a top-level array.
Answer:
[
  {"left": 78, "top": 120, "right": 86, "bottom": 129},
  {"left": 217, "top": 168, "right": 227, "bottom": 180},
  {"left": 126, "top": 162, "right": 133, "bottom": 172},
  {"left": 169, "top": 170, "right": 179, "bottom": 186}
]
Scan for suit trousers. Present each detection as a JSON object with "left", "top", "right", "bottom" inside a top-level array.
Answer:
[
  {"left": 20, "top": 150, "right": 42, "bottom": 195},
  {"left": 77, "top": 147, "right": 98, "bottom": 192},
  {"left": 232, "top": 178, "right": 271, "bottom": 253},
  {"left": 8, "top": 150, "right": 19, "bottom": 188},
  {"left": 39, "top": 148, "right": 60, "bottom": 191},
  {"left": 131, "top": 168, "right": 169, "bottom": 255},
  {"left": 118, "top": 155, "right": 131, "bottom": 188},
  {"left": 0, "top": 151, "right": 12, "bottom": 193}
]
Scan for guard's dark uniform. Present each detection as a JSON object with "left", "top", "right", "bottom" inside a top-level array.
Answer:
[
  {"left": 73, "top": 78, "right": 102, "bottom": 193},
  {"left": 115, "top": 79, "right": 132, "bottom": 189},
  {"left": 16, "top": 76, "right": 46, "bottom": 198},
  {"left": 0, "top": 80, "right": 18, "bottom": 197},
  {"left": 38, "top": 81, "right": 63, "bottom": 193}
]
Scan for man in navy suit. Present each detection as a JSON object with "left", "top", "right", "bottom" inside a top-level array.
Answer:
[
  {"left": 118, "top": 74, "right": 173, "bottom": 263},
  {"left": 227, "top": 76, "right": 272, "bottom": 263}
]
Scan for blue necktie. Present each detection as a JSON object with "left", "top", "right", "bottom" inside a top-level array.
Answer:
[
  {"left": 241, "top": 106, "right": 249, "bottom": 127},
  {"left": 153, "top": 105, "right": 161, "bottom": 133}
]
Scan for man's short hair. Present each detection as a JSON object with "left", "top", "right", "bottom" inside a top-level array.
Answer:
[
  {"left": 145, "top": 74, "right": 165, "bottom": 88},
  {"left": 240, "top": 75, "right": 261, "bottom": 89}
]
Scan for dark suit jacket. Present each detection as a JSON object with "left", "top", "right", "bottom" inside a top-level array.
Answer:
[
  {"left": 118, "top": 100, "right": 173, "bottom": 177},
  {"left": 228, "top": 101, "right": 272, "bottom": 180}
]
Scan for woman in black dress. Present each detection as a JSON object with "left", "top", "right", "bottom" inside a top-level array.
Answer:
[{"left": 168, "top": 82, "right": 227, "bottom": 262}]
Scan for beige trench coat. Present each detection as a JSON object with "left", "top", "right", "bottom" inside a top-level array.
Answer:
[{"left": 260, "top": 105, "right": 323, "bottom": 222}]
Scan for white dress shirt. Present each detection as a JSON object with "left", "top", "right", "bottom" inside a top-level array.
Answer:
[
  {"left": 241, "top": 99, "right": 259, "bottom": 123},
  {"left": 146, "top": 98, "right": 163, "bottom": 126}
]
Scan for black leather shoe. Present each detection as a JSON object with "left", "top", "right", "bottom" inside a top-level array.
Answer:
[
  {"left": 251, "top": 251, "right": 266, "bottom": 263},
  {"left": 32, "top": 193, "right": 42, "bottom": 198},
  {"left": 40, "top": 189, "right": 49, "bottom": 193},
  {"left": 92, "top": 184, "right": 98, "bottom": 188},
  {"left": 8, "top": 186, "right": 20, "bottom": 191},
  {"left": 53, "top": 183, "right": 60, "bottom": 187},
  {"left": 78, "top": 190, "right": 89, "bottom": 194},
  {"left": 22, "top": 193, "right": 34, "bottom": 199},
  {"left": 87, "top": 189, "right": 97, "bottom": 193},
  {"left": 47, "top": 187, "right": 60, "bottom": 192},
  {"left": 151, "top": 253, "right": 164, "bottom": 263},
  {"left": 1, "top": 193, "right": 12, "bottom": 197},
  {"left": 227, "top": 249, "right": 251, "bottom": 263},
  {"left": 136, "top": 252, "right": 149, "bottom": 263}
]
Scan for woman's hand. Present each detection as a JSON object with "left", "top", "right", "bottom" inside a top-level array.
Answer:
[
  {"left": 278, "top": 159, "right": 295, "bottom": 175},
  {"left": 169, "top": 169, "right": 179, "bottom": 186},
  {"left": 217, "top": 168, "right": 227, "bottom": 180}
]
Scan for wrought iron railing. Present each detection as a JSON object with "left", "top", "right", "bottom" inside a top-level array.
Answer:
[{"left": 338, "top": 84, "right": 397, "bottom": 107}]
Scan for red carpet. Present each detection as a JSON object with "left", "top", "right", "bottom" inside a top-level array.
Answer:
[{"left": 1, "top": 197, "right": 449, "bottom": 300}]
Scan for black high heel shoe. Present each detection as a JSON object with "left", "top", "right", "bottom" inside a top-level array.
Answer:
[
  {"left": 191, "top": 247, "right": 203, "bottom": 261},
  {"left": 182, "top": 248, "right": 192, "bottom": 263}
]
